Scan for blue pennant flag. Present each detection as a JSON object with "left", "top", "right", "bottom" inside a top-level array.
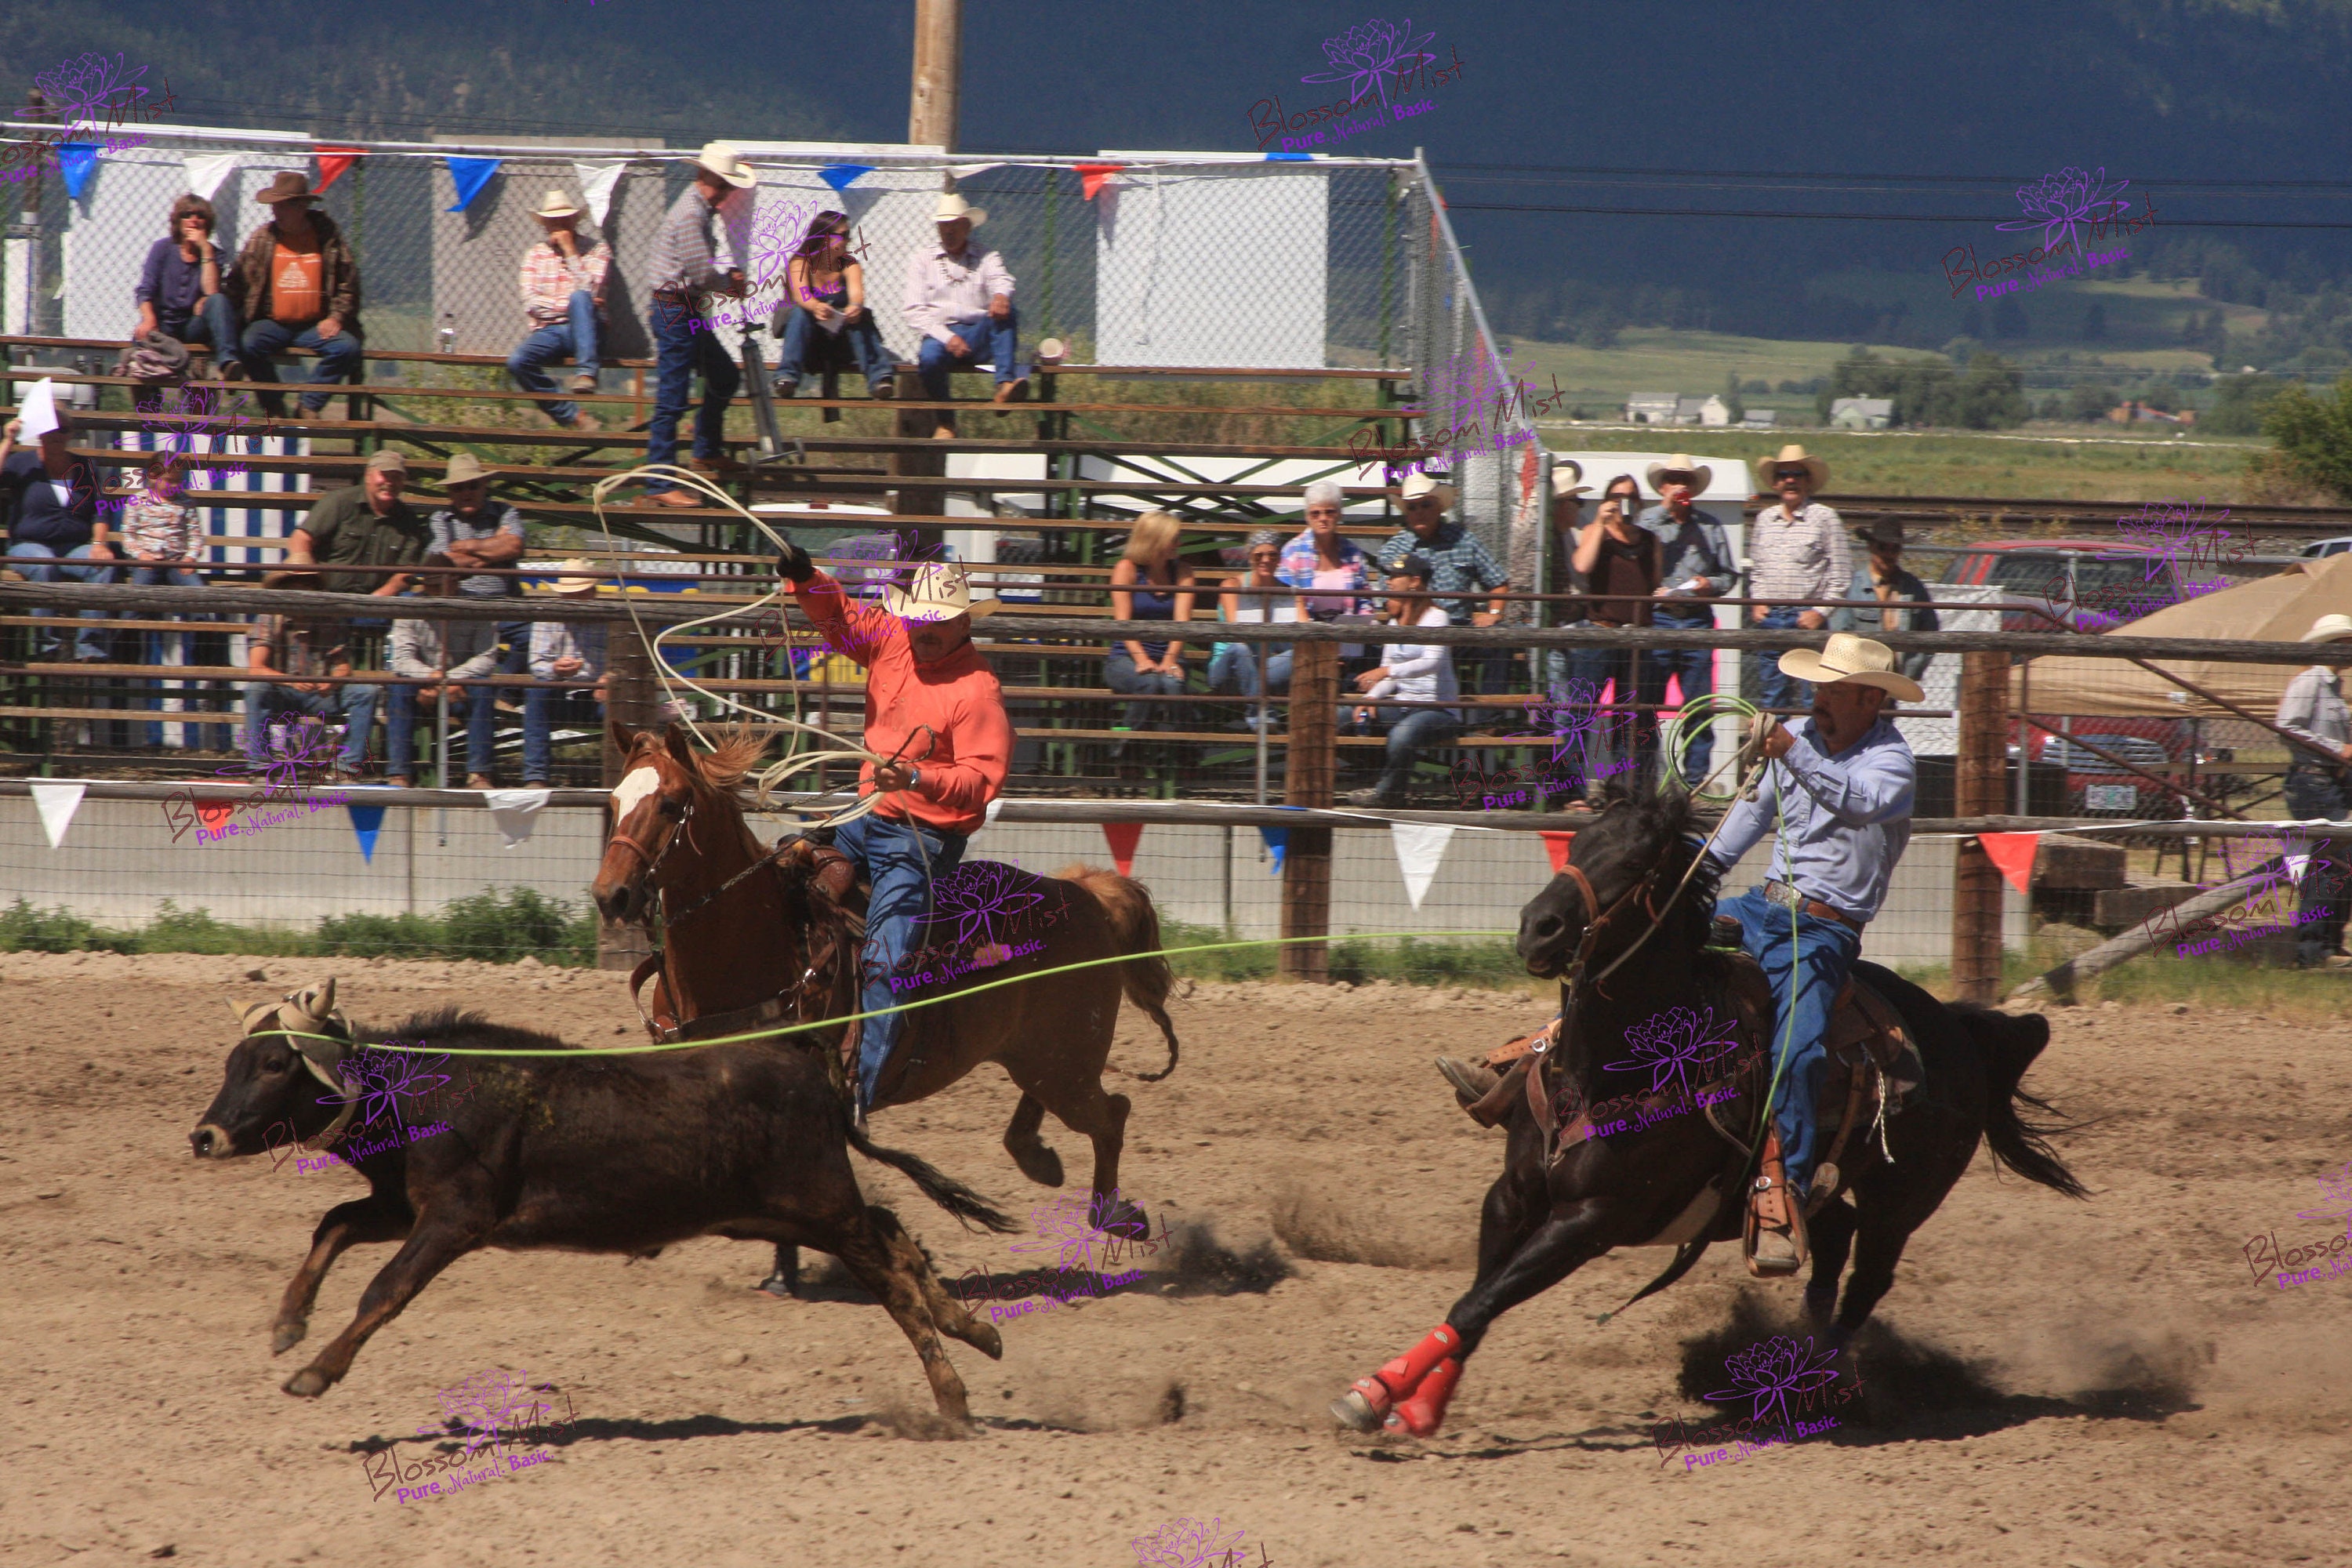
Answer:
[
  {"left": 445, "top": 156, "right": 503, "bottom": 212},
  {"left": 56, "top": 143, "right": 101, "bottom": 200},
  {"left": 346, "top": 802, "right": 386, "bottom": 863},
  {"left": 1258, "top": 826, "right": 1287, "bottom": 874},
  {"left": 818, "top": 163, "right": 873, "bottom": 193}
]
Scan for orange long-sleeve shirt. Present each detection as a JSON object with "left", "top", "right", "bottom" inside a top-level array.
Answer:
[{"left": 793, "top": 569, "right": 1011, "bottom": 835}]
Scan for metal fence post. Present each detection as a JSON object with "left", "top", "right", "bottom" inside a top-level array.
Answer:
[
  {"left": 1280, "top": 640, "right": 1337, "bottom": 982},
  {"left": 1954, "top": 651, "right": 2007, "bottom": 1001},
  {"left": 597, "top": 626, "right": 659, "bottom": 973}
]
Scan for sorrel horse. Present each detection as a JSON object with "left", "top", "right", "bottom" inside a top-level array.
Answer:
[
  {"left": 1331, "top": 786, "right": 2087, "bottom": 1437},
  {"left": 590, "top": 724, "right": 1181, "bottom": 1293}
]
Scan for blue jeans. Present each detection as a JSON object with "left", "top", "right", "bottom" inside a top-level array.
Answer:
[
  {"left": 162, "top": 293, "right": 242, "bottom": 372},
  {"left": 1750, "top": 606, "right": 1813, "bottom": 717},
  {"left": 506, "top": 291, "right": 602, "bottom": 426},
  {"left": 6, "top": 541, "right": 111, "bottom": 659},
  {"left": 646, "top": 295, "right": 739, "bottom": 494},
  {"left": 1208, "top": 641, "right": 1290, "bottom": 698},
  {"left": 243, "top": 680, "right": 379, "bottom": 771},
  {"left": 522, "top": 685, "right": 602, "bottom": 782},
  {"left": 833, "top": 811, "right": 969, "bottom": 1112},
  {"left": 1105, "top": 646, "right": 1185, "bottom": 729},
  {"left": 1560, "top": 633, "right": 1655, "bottom": 788},
  {"left": 383, "top": 683, "right": 498, "bottom": 780},
  {"left": 129, "top": 563, "right": 205, "bottom": 671},
  {"left": 916, "top": 310, "right": 1025, "bottom": 401},
  {"left": 1348, "top": 705, "right": 1461, "bottom": 799},
  {"left": 1719, "top": 887, "right": 1864, "bottom": 1202},
  {"left": 2285, "top": 768, "right": 2351, "bottom": 962},
  {"left": 238, "top": 319, "right": 365, "bottom": 416},
  {"left": 773, "top": 305, "right": 894, "bottom": 393},
  {"left": 1649, "top": 613, "right": 1717, "bottom": 787}
]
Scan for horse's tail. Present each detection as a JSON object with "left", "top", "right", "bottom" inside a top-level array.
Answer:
[
  {"left": 845, "top": 1123, "right": 1022, "bottom": 1234},
  {"left": 1057, "top": 863, "right": 1181, "bottom": 1083},
  {"left": 1959, "top": 1004, "right": 2090, "bottom": 1200}
]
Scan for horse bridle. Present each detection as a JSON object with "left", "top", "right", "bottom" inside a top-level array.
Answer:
[
  {"left": 1554, "top": 853, "right": 1675, "bottom": 985},
  {"left": 608, "top": 784, "right": 695, "bottom": 912}
]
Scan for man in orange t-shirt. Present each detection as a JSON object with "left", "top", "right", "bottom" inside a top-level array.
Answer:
[
  {"left": 776, "top": 540, "right": 1012, "bottom": 1119},
  {"left": 226, "top": 171, "right": 363, "bottom": 417}
]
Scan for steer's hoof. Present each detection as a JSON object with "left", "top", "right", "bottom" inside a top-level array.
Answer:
[
  {"left": 756, "top": 1271, "right": 797, "bottom": 1300},
  {"left": 1330, "top": 1377, "right": 1392, "bottom": 1432},
  {"left": 282, "top": 1366, "right": 333, "bottom": 1398},
  {"left": 270, "top": 1321, "right": 307, "bottom": 1356}
]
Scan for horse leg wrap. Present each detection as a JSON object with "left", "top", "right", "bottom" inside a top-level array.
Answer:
[
  {"left": 1384, "top": 1356, "right": 1463, "bottom": 1437},
  {"left": 1330, "top": 1324, "right": 1461, "bottom": 1431}
]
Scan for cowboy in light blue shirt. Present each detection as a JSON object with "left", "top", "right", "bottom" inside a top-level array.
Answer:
[{"left": 1704, "top": 632, "right": 1918, "bottom": 1276}]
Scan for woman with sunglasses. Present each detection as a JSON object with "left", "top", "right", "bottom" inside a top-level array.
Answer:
[
  {"left": 1210, "top": 529, "right": 1294, "bottom": 718},
  {"left": 132, "top": 194, "right": 241, "bottom": 383},
  {"left": 769, "top": 210, "right": 895, "bottom": 401}
]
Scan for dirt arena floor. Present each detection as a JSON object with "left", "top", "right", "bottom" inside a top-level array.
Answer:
[{"left": 3, "top": 948, "right": 2346, "bottom": 1568}]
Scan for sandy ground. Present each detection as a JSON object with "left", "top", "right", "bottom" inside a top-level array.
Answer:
[{"left": 2, "top": 949, "right": 2347, "bottom": 1568}]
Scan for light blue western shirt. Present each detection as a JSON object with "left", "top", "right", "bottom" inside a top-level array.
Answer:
[{"left": 1706, "top": 715, "right": 1915, "bottom": 924}]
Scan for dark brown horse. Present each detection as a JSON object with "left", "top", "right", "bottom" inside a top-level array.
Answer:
[
  {"left": 189, "top": 978, "right": 1015, "bottom": 1417},
  {"left": 1330, "top": 787, "right": 2087, "bottom": 1437},
  {"left": 589, "top": 724, "right": 1181, "bottom": 1291}
]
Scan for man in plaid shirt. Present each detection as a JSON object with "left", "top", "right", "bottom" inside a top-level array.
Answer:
[
  {"left": 506, "top": 188, "right": 610, "bottom": 433},
  {"left": 1746, "top": 445, "right": 1852, "bottom": 714},
  {"left": 636, "top": 142, "right": 755, "bottom": 507},
  {"left": 1374, "top": 472, "right": 1509, "bottom": 692}
]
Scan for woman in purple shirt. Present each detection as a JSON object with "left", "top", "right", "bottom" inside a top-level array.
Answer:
[{"left": 133, "top": 194, "right": 241, "bottom": 380}]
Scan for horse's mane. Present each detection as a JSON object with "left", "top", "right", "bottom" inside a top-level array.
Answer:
[
  {"left": 370, "top": 1006, "right": 584, "bottom": 1054},
  {"left": 691, "top": 724, "right": 776, "bottom": 790},
  {"left": 1592, "top": 780, "right": 1727, "bottom": 949}
]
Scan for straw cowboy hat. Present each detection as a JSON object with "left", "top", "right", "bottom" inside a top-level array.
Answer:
[
  {"left": 2302, "top": 613, "right": 2352, "bottom": 644},
  {"left": 1778, "top": 632, "right": 1924, "bottom": 703},
  {"left": 691, "top": 141, "right": 758, "bottom": 190},
  {"left": 531, "top": 189, "right": 583, "bottom": 220},
  {"left": 884, "top": 561, "right": 999, "bottom": 623},
  {"left": 254, "top": 172, "right": 321, "bottom": 206},
  {"left": 550, "top": 559, "right": 603, "bottom": 597},
  {"left": 442, "top": 452, "right": 495, "bottom": 486},
  {"left": 1756, "top": 443, "right": 1831, "bottom": 492},
  {"left": 1550, "top": 459, "right": 1589, "bottom": 499},
  {"left": 1644, "top": 455, "right": 1713, "bottom": 491},
  {"left": 1400, "top": 471, "right": 1456, "bottom": 510},
  {"left": 934, "top": 191, "right": 988, "bottom": 229}
]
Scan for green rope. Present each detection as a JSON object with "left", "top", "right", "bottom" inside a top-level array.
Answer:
[{"left": 260, "top": 928, "right": 1518, "bottom": 1057}]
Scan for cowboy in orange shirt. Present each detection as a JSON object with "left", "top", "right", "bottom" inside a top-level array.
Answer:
[{"left": 776, "top": 540, "right": 1013, "bottom": 1120}]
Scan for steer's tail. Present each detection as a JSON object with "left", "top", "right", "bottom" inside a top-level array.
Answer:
[
  {"left": 846, "top": 1124, "right": 1021, "bottom": 1234},
  {"left": 1058, "top": 863, "right": 1181, "bottom": 1082}
]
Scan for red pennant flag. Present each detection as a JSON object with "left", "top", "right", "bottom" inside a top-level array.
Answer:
[
  {"left": 1076, "top": 162, "right": 1124, "bottom": 201},
  {"left": 1976, "top": 833, "right": 2041, "bottom": 896},
  {"left": 1102, "top": 821, "right": 1143, "bottom": 877},
  {"left": 1541, "top": 831, "right": 1575, "bottom": 873},
  {"left": 314, "top": 146, "right": 364, "bottom": 194}
]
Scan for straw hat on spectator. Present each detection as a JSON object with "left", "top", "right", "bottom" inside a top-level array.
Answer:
[
  {"left": 1645, "top": 455, "right": 1713, "bottom": 491},
  {"left": 1777, "top": 631, "right": 1923, "bottom": 702},
  {"left": 692, "top": 142, "right": 757, "bottom": 190},
  {"left": 2302, "top": 614, "right": 2352, "bottom": 644},
  {"left": 550, "top": 559, "right": 603, "bottom": 597},
  {"left": 1550, "top": 459, "right": 1589, "bottom": 499},
  {"left": 443, "top": 452, "right": 494, "bottom": 487},
  {"left": 1399, "top": 471, "right": 1456, "bottom": 511},
  {"left": 884, "top": 561, "right": 998, "bottom": 622},
  {"left": 1755, "top": 444, "right": 1831, "bottom": 492},
  {"left": 531, "top": 190, "right": 583, "bottom": 220},
  {"left": 934, "top": 192, "right": 988, "bottom": 228}
]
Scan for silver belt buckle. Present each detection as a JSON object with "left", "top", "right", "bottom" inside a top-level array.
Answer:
[{"left": 1766, "top": 880, "right": 1799, "bottom": 913}]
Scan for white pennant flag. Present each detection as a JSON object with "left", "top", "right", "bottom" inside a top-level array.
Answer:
[
  {"left": 1389, "top": 822, "right": 1454, "bottom": 911},
  {"left": 572, "top": 160, "right": 627, "bottom": 229},
  {"left": 949, "top": 162, "right": 1006, "bottom": 180},
  {"left": 31, "top": 782, "right": 86, "bottom": 848},
  {"left": 483, "top": 787, "right": 552, "bottom": 849},
  {"left": 183, "top": 152, "right": 238, "bottom": 205}
]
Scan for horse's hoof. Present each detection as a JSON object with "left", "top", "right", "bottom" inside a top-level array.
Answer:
[
  {"left": 270, "top": 1321, "right": 307, "bottom": 1356},
  {"left": 973, "top": 1323, "right": 1004, "bottom": 1360},
  {"left": 282, "top": 1367, "right": 333, "bottom": 1398},
  {"left": 1009, "top": 1143, "right": 1064, "bottom": 1187},
  {"left": 1382, "top": 1357, "right": 1461, "bottom": 1438},
  {"left": 1330, "top": 1383, "right": 1389, "bottom": 1432}
]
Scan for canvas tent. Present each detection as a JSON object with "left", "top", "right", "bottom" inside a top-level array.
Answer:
[{"left": 2014, "top": 554, "right": 2352, "bottom": 717}]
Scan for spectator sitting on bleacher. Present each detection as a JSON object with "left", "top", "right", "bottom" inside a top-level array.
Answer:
[
  {"left": 1211, "top": 528, "right": 1294, "bottom": 709},
  {"left": 115, "top": 449, "right": 205, "bottom": 588},
  {"left": 0, "top": 412, "right": 111, "bottom": 662},
  {"left": 506, "top": 188, "right": 608, "bottom": 434},
  {"left": 387, "top": 557, "right": 504, "bottom": 789},
  {"left": 1279, "top": 478, "right": 1375, "bottom": 628},
  {"left": 523, "top": 561, "right": 608, "bottom": 788},
  {"left": 245, "top": 599, "right": 376, "bottom": 781},
  {"left": 227, "top": 172, "right": 363, "bottom": 419},
  {"left": 1342, "top": 554, "right": 1461, "bottom": 809},
  {"left": 637, "top": 142, "right": 756, "bottom": 508},
  {"left": 1107, "top": 510, "right": 1196, "bottom": 733},
  {"left": 904, "top": 193, "right": 1028, "bottom": 440},
  {"left": 281, "top": 448, "right": 428, "bottom": 598},
  {"left": 771, "top": 210, "right": 895, "bottom": 402},
  {"left": 133, "top": 194, "right": 240, "bottom": 382},
  {"left": 426, "top": 451, "right": 528, "bottom": 690}
]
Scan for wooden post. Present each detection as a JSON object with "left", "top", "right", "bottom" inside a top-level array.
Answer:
[
  {"left": 1281, "top": 640, "right": 1338, "bottom": 982},
  {"left": 1954, "top": 651, "right": 2007, "bottom": 1002},
  {"left": 597, "top": 629, "right": 660, "bottom": 972},
  {"left": 909, "top": 0, "right": 964, "bottom": 150}
]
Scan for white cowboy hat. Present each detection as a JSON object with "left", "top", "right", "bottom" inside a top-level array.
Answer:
[
  {"left": 691, "top": 141, "right": 758, "bottom": 190},
  {"left": 884, "top": 561, "right": 999, "bottom": 622},
  {"left": 1644, "top": 455, "right": 1713, "bottom": 492},
  {"left": 1755, "top": 444, "right": 1831, "bottom": 492},
  {"left": 531, "top": 189, "right": 583, "bottom": 219},
  {"left": 2303, "top": 613, "right": 2352, "bottom": 644},
  {"left": 442, "top": 451, "right": 494, "bottom": 486},
  {"left": 933, "top": 191, "right": 988, "bottom": 229},
  {"left": 1399, "top": 471, "right": 1456, "bottom": 510},
  {"left": 1777, "top": 632, "right": 1924, "bottom": 703},
  {"left": 550, "top": 559, "right": 603, "bottom": 597},
  {"left": 1550, "top": 459, "right": 1588, "bottom": 499}
]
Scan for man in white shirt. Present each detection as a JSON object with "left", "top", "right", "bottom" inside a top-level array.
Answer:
[
  {"left": 1343, "top": 554, "right": 1460, "bottom": 808},
  {"left": 523, "top": 561, "right": 609, "bottom": 787},
  {"left": 387, "top": 561, "right": 505, "bottom": 788},
  {"left": 2278, "top": 613, "right": 2352, "bottom": 967},
  {"left": 1745, "top": 445, "right": 1852, "bottom": 717},
  {"left": 902, "top": 193, "right": 1027, "bottom": 439}
]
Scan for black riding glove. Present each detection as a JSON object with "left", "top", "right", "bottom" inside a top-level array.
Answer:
[{"left": 775, "top": 539, "right": 815, "bottom": 584}]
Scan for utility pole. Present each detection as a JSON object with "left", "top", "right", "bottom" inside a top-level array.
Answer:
[
  {"left": 909, "top": 0, "right": 963, "bottom": 151},
  {"left": 5, "top": 92, "right": 50, "bottom": 343}
]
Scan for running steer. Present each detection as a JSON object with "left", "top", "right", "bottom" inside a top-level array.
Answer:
[{"left": 190, "top": 978, "right": 1014, "bottom": 1418}]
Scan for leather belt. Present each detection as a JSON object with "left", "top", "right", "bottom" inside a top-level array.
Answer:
[{"left": 1763, "top": 880, "right": 1863, "bottom": 932}]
